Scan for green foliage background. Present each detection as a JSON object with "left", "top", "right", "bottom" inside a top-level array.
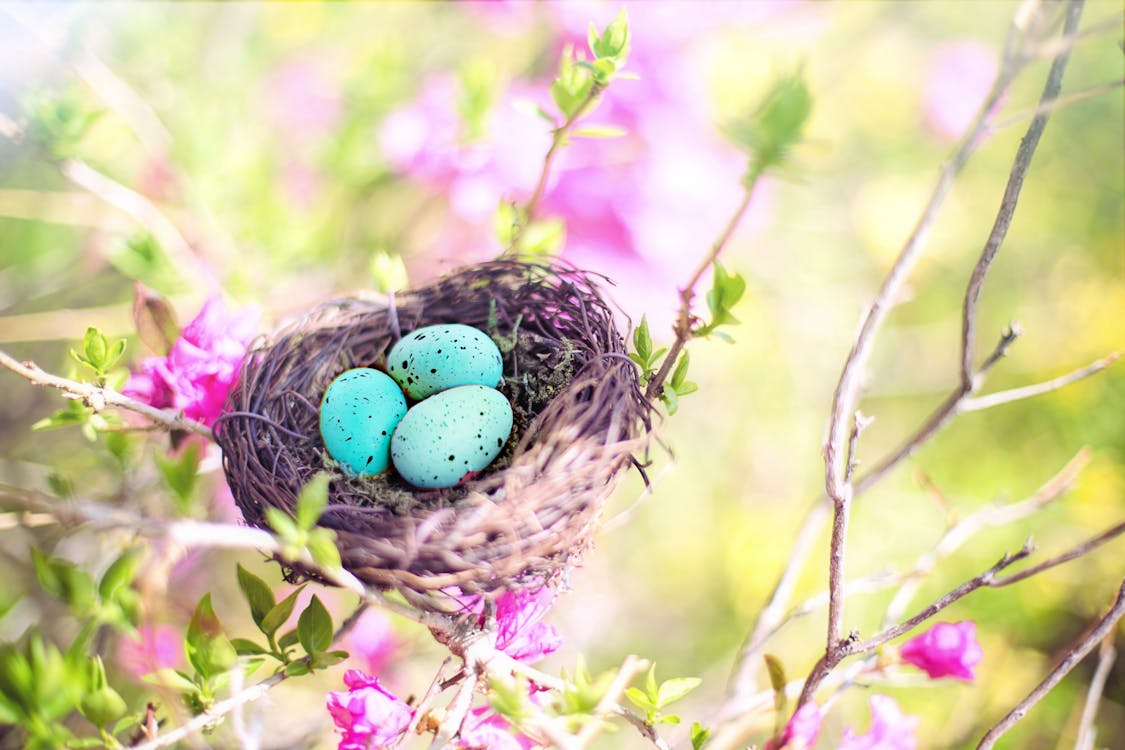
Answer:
[{"left": 0, "top": 2, "right": 1121, "bottom": 748}]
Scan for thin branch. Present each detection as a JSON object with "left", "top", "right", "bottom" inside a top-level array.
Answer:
[
  {"left": 1074, "top": 636, "right": 1117, "bottom": 750},
  {"left": 0, "top": 348, "right": 214, "bottom": 439},
  {"left": 507, "top": 82, "right": 604, "bottom": 253},
  {"left": 645, "top": 182, "right": 756, "bottom": 400},
  {"left": 960, "top": 0, "right": 1086, "bottom": 389},
  {"left": 977, "top": 580, "right": 1125, "bottom": 750},
  {"left": 574, "top": 655, "right": 649, "bottom": 747},
  {"left": 989, "top": 520, "right": 1125, "bottom": 587},
  {"left": 993, "top": 77, "right": 1125, "bottom": 131},
  {"left": 961, "top": 353, "right": 1120, "bottom": 411}
]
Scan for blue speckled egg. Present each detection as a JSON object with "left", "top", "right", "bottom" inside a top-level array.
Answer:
[
  {"left": 390, "top": 385, "right": 513, "bottom": 489},
  {"left": 319, "top": 368, "right": 408, "bottom": 477},
  {"left": 386, "top": 323, "right": 504, "bottom": 400}
]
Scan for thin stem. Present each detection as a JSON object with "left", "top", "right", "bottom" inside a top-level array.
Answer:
[
  {"left": 507, "top": 82, "right": 604, "bottom": 252},
  {"left": 989, "top": 520, "right": 1125, "bottom": 587},
  {"left": 0, "top": 348, "right": 214, "bottom": 439},
  {"left": 645, "top": 180, "right": 757, "bottom": 400},
  {"left": 977, "top": 580, "right": 1125, "bottom": 749},
  {"left": 961, "top": 353, "right": 1120, "bottom": 411},
  {"left": 1074, "top": 636, "right": 1116, "bottom": 750}
]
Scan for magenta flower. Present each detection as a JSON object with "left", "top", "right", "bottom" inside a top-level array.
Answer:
[
  {"left": 839, "top": 695, "right": 919, "bottom": 750},
  {"left": 765, "top": 701, "right": 822, "bottom": 750},
  {"left": 326, "top": 670, "right": 413, "bottom": 750},
  {"left": 124, "top": 296, "right": 259, "bottom": 427},
  {"left": 116, "top": 624, "right": 184, "bottom": 683},
  {"left": 457, "top": 709, "right": 535, "bottom": 750},
  {"left": 899, "top": 621, "right": 983, "bottom": 681},
  {"left": 493, "top": 588, "right": 563, "bottom": 665}
]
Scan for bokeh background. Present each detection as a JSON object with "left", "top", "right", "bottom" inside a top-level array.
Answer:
[{"left": 0, "top": 1, "right": 1122, "bottom": 748}]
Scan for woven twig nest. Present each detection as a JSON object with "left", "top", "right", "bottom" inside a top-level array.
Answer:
[{"left": 216, "top": 260, "right": 652, "bottom": 601}]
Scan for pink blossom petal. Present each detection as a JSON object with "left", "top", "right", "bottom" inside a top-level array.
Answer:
[
  {"left": 899, "top": 621, "right": 983, "bottom": 681},
  {"left": 326, "top": 670, "right": 413, "bottom": 749},
  {"left": 839, "top": 695, "right": 919, "bottom": 750}
]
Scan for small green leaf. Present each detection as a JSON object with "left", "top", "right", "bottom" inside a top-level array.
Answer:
[
  {"left": 98, "top": 546, "right": 143, "bottom": 604},
  {"left": 78, "top": 656, "right": 127, "bottom": 728},
  {"left": 662, "top": 387, "right": 679, "bottom": 415},
  {"left": 306, "top": 530, "right": 342, "bottom": 571},
  {"left": 261, "top": 586, "right": 305, "bottom": 639},
  {"left": 691, "top": 721, "right": 711, "bottom": 750},
  {"left": 625, "top": 686, "right": 657, "bottom": 714},
  {"left": 277, "top": 629, "right": 300, "bottom": 651},
  {"left": 589, "top": 9, "right": 630, "bottom": 64},
  {"left": 490, "top": 676, "right": 533, "bottom": 722},
  {"left": 657, "top": 713, "right": 682, "bottom": 725},
  {"left": 670, "top": 352, "right": 690, "bottom": 389},
  {"left": 297, "top": 595, "right": 333, "bottom": 657},
  {"left": 656, "top": 677, "right": 701, "bottom": 708},
  {"left": 155, "top": 442, "right": 201, "bottom": 513},
  {"left": 236, "top": 564, "right": 276, "bottom": 628},
  {"left": 283, "top": 661, "right": 311, "bottom": 677},
  {"left": 572, "top": 125, "right": 627, "bottom": 140},
  {"left": 32, "top": 401, "right": 94, "bottom": 432},
  {"left": 142, "top": 669, "right": 198, "bottom": 694},
  {"left": 82, "top": 327, "right": 108, "bottom": 371},
  {"left": 185, "top": 593, "right": 237, "bottom": 679},
  {"left": 633, "top": 316, "right": 652, "bottom": 364},
  {"left": 230, "top": 638, "right": 268, "bottom": 656},
  {"left": 295, "top": 472, "right": 331, "bottom": 531},
  {"left": 370, "top": 251, "right": 409, "bottom": 294}
]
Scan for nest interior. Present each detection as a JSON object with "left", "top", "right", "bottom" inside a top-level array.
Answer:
[{"left": 216, "top": 260, "right": 652, "bottom": 596}]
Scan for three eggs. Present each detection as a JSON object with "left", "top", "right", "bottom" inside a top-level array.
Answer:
[{"left": 318, "top": 324, "right": 513, "bottom": 489}]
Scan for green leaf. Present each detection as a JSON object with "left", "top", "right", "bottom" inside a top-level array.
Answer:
[
  {"left": 277, "top": 629, "right": 300, "bottom": 651},
  {"left": 490, "top": 676, "right": 533, "bottom": 722},
  {"left": 98, "top": 546, "right": 143, "bottom": 604},
  {"left": 83, "top": 327, "right": 108, "bottom": 370},
  {"left": 306, "top": 529, "right": 342, "bottom": 571},
  {"left": 32, "top": 401, "right": 94, "bottom": 432},
  {"left": 142, "top": 668, "right": 198, "bottom": 694},
  {"left": 662, "top": 387, "right": 679, "bottom": 415},
  {"left": 32, "top": 548, "right": 96, "bottom": 613},
  {"left": 691, "top": 721, "right": 711, "bottom": 750},
  {"left": 625, "top": 686, "right": 656, "bottom": 714},
  {"left": 589, "top": 9, "right": 630, "bottom": 64},
  {"left": 260, "top": 586, "right": 305, "bottom": 639},
  {"left": 265, "top": 507, "right": 300, "bottom": 543},
  {"left": 725, "top": 70, "right": 812, "bottom": 177},
  {"left": 657, "top": 714, "right": 682, "bottom": 725},
  {"left": 185, "top": 593, "right": 237, "bottom": 679},
  {"left": 236, "top": 564, "right": 276, "bottom": 628},
  {"left": 283, "top": 661, "right": 311, "bottom": 677},
  {"left": 670, "top": 352, "right": 691, "bottom": 389},
  {"left": 573, "top": 124, "right": 627, "bottom": 140},
  {"left": 656, "top": 677, "right": 701, "bottom": 708},
  {"left": 633, "top": 316, "right": 652, "bottom": 364},
  {"left": 764, "top": 653, "right": 787, "bottom": 712},
  {"left": 370, "top": 251, "right": 408, "bottom": 294},
  {"left": 155, "top": 442, "right": 201, "bottom": 514},
  {"left": 78, "top": 656, "right": 127, "bottom": 728},
  {"left": 297, "top": 595, "right": 333, "bottom": 657},
  {"left": 230, "top": 638, "right": 268, "bottom": 656},
  {"left": 295, "top": 472, "right": 331, "bottom": 531}
]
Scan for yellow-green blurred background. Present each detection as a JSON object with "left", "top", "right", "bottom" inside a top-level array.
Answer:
[{"left": 0, "top": 1, "right": 1122, "bottom": 748}]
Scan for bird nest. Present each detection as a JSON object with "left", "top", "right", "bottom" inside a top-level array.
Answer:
[{"left": 215, "top": 260, "right": 652, "bottom": 602}]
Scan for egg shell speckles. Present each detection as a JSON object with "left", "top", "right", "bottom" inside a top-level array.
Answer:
[
  {"left": 390, "top": 385, "right": 514, "bottom": 489},
  {"left": 386, "top": 323, "right": 504, "bottom": 400},
  {"left": 319, "top": 368, "right": 408, "bottom": 477}
]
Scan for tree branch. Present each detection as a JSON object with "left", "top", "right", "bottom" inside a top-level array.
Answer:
[
  {"left": 0, "top": 348, "right": 214, "bottom": 439},
  {"left": 1074, "top": 635, "right": 1117, "bottom": 750},
  {"left": 977, "top": 579, "right": 1125, "bottom": 750},
  {"left": 960, "top": 353, "right": 1120, "bottom": 412}
]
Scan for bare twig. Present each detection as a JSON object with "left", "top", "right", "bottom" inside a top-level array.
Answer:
[
  {"left": 574, "top": 655, "right": 649, "bottom": 747},
  {"left": 977, "top": 580, "right": 1125, "bottom": 749},
  {"left": 0, "top": 348, "right": 214, "bottom": 438},
  {"left": 1074, "top": 636, "right": 1117, "bottom": 750},
  {"left": 960, "top": 353, "right": 1120, "bottom": 411},
  {"left": 988, "top": 519, "right": 1125, "bottom": 587},
  {"left": 993, "top": 77, "right": 1125, "bottom": 131}
]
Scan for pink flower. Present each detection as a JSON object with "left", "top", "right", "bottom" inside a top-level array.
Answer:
[
  {"left": 124, "top": 296, "right": 259, "bottom": 427},
  {"left": 342, "top": 608, "right": 399, "bottom": 676},
  {"left": 899, "top": 621, "right": 983, "bottom": 681},
  {"left": 116, "top": 624, "right": 184, "bottom": 683},
  {"left": 923, "top": 41, "right": 998, "bottom": 141},
  {"left": 839, "top": 695, "right": 919, "bottom": 750},
  {"left": 452, "top": 586, "right": 562, "bottom": 665},
  {"left": 326, "top": 670, "right": 413, "bottom": 750},
  {"left": 765, "top": 701, "right": 822, "bottom": 750},
  {"left": 457, "top": 709, "right": 535, "bottom": 750}
]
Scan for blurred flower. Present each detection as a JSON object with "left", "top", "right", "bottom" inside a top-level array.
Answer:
[
  {"left": 116, "top": 624, "right": 183, "bottom": 683},
  {"left": 452, "top": 586, "right": 562, "bottom": 665},
  {"left": 326, "top": 669, "right": 413, "bottom": 750},
  {"left": 457, "top": 708, "right": 535, "bottom": 750},
  {"left": 839, "top": 695, "right": 918, "bottom": 750},
  {"left": 124, "top": 296, "right": 260, "bottom": 426},
  {"left": 765, "top": 701, "right": 822, "bottom": 750},
  {"left": 493, "top": 587, "right": 563, "bottom": 664},
  {"left": 342, "top": 608, "right": 399, "bottom": 676},
  {"left": 898, "top": 620, "right": 983, "bottom": 681},
  {"left": 923, "top": 41, "right": 998, "bottom": 140}
]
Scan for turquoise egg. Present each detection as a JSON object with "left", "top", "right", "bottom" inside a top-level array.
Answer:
[
  {"left": 319, "top": 368, "right": 408, "bottom": 477},
  {"left": 390, "top": 385, "right": 513, "bottom": 489},
  {"left": 386, "top": 323, "right": 504, "bottom": 400}
]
